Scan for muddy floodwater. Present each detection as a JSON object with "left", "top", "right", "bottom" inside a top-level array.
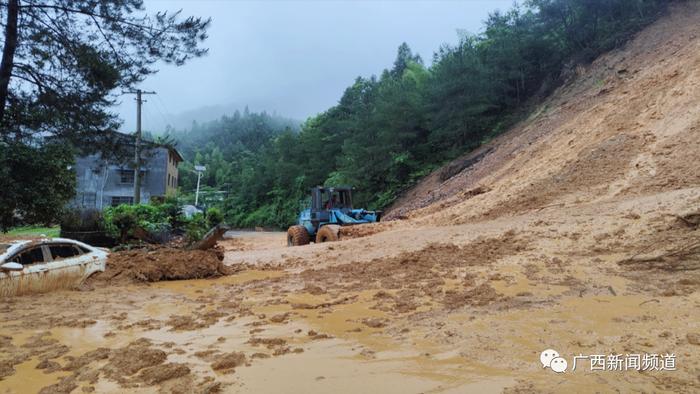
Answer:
[
  {"left": 0, "top": 260, "right": 516, "bottom": 393},
  {"left": 1, "top": 218, "right": 699, "bottom": 393}
]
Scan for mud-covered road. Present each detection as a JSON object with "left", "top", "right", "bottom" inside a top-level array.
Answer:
[{"left": 2, "top": 195, "right": 699, "bottom": 394}]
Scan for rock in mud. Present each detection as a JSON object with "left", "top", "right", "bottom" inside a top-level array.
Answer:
[
  {"left": 247, "top": 337, "right": 287, "bottom": 349},
  {"left": 687, "top": 333, "right": 700, "bottom": 346},
  {"left": 269, "top": 313, "right": 290, "bottom": 323},
  {"left": 166, "top": 315, "right": 206, "bottom": 331},
  {"left": 138, "top": 362, "right": 191, "bottom": 384},
  {"left": 63, "top": 348, "right": 111, "bottom": 371},
  {"left": 38, "top": 375, "right": 78, "bottom": 394},
  {"left": 102, "top": 339, "right": 167, "bottom": 380},
  {"left": 361, "top": 318, "right": 387, "bottom": 328},
  {"left": 36, "top": 359, "right": 62, "bottom": 373},
  {"left": 210, "top": 352, "right": 246, "bottom": 373}
]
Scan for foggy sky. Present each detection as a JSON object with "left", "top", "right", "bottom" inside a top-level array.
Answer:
[{"left": 116, "top": 0, "right": 514, "bottom": 133}]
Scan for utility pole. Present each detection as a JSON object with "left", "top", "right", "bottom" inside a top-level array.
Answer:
[{"left": 123, "top": 89, "right": 155, "bottom": 204}]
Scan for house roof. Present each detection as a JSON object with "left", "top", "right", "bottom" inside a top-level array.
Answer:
[{"left": 169, "top": 147, "right": 184, "bottom": 163}]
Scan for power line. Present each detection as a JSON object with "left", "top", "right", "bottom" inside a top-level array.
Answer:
[
  {"left": 149, "top": 97, "right": 172, "bottom": 131},
  {"left": 155, "top": 95, "right": 177, "bottom": 131},
  {"left": 141, "top": 105, "right": 158, "bottom": 133}
]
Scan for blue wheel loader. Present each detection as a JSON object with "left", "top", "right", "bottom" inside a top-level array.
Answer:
[{"left": 287, "top": 186, "right": 381, "bottom": 246}]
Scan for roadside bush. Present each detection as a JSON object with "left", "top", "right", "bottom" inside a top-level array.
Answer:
[
  {"left": 108, "top": 208, "right": 137, "bottom": 243},
  {"left": 185, "top": 213, "right": 209, "bottom": 244},
  {"left": 60, "top": 209, "right": 105, "bottom": 232},
  {"left": 103, "top": 203, "right": 181, "bottom": 243},
  {"left": 59, "top": 208, "right": 116, "bottom": 246},
  {"left": 151, "top": 196, "right": 186, "bottom": 229},
  {"left": 83, "top": 198, "right": 208, "bottom": 245},
  {"left": 206, "top": 207, "right": 224, "bottom": 228}
]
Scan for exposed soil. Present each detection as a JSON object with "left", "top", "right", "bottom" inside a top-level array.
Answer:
[
  {"left": 89, "top": 246, "right": 231, "bottom": 285},
  {"left": 338, "top": 222, "right": 396, "bottom": 240},
  {"left": 138, "top": 362, "right": 191, "bottom": 385},
  {"left": 1, "top": 4, "right": 700, "bottom": 394},
  {"left": 210, "top": 352, "right": 246, "bottom": 373}
]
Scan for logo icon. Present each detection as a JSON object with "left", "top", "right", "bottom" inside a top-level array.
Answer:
[{"left": 541, "top": 349, "right": 567, "bottom": 373}]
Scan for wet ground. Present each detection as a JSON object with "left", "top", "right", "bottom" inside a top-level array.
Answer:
[{"left": 1, "top": 200, "right": 699, "bottom": 394}]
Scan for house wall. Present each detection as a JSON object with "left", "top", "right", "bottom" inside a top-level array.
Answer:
[
  {"left": 71, "top": 147, "right": 169, "bottom": 209},
  {"left": 165, "top": 150, "right": 180, "bottom": 196}
]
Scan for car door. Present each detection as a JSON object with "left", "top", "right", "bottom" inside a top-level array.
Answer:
[
  {"left": 44, "top": 243, "right": 96, "bottom": 286},
  {"left": 2, "top": 244, "right": 52, "bottom": 295}
]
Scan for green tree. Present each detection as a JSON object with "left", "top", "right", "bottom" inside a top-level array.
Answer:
[
  {"left": 0, "top": 0, "right": 210, "bottom": 142},
  {"left": 0, "top": 142, "right": 75, "bottom": 230},
  {"left": 171, "top": 0, "right": 670, "bottom": 229},
  {"left": 0, "top": 0, "right": 210, "bottom": 228}
]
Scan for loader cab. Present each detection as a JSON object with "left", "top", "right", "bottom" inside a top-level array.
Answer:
[
  {"left": 310, "top": 186, "right": 353, "bottom": 225},
  {"left": 290, "top": 185, "right": 380, "bottom": 246}
]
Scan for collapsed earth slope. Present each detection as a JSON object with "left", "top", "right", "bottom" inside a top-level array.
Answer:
[{"left": 386, "top": 3, "right": 700, "bottom": 224}]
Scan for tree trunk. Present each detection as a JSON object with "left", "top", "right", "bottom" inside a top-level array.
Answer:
[
  {"left": 188, "top": 224, "right": 230, "bottom": 251},
  {"left": 0, "top": 0, "right": 19, "bottom": 126}
]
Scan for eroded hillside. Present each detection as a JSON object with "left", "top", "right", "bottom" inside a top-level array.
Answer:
[
  {"left": 386, "top": 3, "right": 700, "bottom": 225},
  {"left": 1, "top": 4, "right": 699, "bottom": 393}
]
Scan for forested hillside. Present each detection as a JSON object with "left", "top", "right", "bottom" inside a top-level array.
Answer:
[
  {"left": 167, "top": 110, "right": 300, "bottom": 192},
  {"left": 172, "top": 0, "right": 670, "bottom": 228}
]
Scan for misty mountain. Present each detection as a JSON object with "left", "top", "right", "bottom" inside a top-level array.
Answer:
[{"left": 126, "top": 100, "right": 300, "bottom": 135}]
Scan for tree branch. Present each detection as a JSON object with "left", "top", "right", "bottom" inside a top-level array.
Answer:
[
  {"left": 89, "top": 14, "right": 121, "bottom": 61},
  {"left": 10, "top": 71, "right": 46, "bottom": 92},
  {"left": 21, "top": 2, "right": 170, "bottom": 34}
]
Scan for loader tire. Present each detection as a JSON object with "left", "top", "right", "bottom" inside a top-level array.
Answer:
[
  {"left": 316, "top": 225, "right": 340, "bottom": 243},
  {"left": 287, "top": 225, "right": 310, "bottom": 246}
]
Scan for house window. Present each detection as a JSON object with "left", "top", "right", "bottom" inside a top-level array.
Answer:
[
  {"left": 111, "top": 196, "right": 134, "bottom": 206},
  {"left": 119, "top": 170, "right": 145, "bottom": 184},
  {"left": 167, "top": 173, "right": 171, "bottom": 187},
  {"left": 120, "top": 170, "right": 134, "bottom": 184},
  {"left": 81, "top": 192, "right": 97, "bottom": 207}
]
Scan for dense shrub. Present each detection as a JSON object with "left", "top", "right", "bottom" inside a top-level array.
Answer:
[
  {"left": 102, "top": 201, "right": 190, "bottom": 244},
  {"left": 206, "top": 207, "right": 224, "bottom": 228},
  {"left": 185, "top": 213, "right": 209, "bottom": 244},
  {"left": 60, "top": 209, "right": 105, "bottom": 232},
  {"left": 59, "top": 209, "right": 116, "bottom": 247}
]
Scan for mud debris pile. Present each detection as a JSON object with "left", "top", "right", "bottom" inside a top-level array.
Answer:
[{"left": 90, "top": 246, "right": 231, "bottom": 285}]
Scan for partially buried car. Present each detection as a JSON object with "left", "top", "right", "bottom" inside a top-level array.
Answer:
[{"left": 0, "top": 238, "right": 107, "bottom": 297}]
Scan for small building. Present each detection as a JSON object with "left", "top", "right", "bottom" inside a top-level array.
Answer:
[{"left": 70, "top": 136, "right": 183, "bottom": 209}]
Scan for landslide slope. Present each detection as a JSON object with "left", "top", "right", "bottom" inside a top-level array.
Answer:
[{"left": 385, "top": 3, "right": 700, "bottom": 225}]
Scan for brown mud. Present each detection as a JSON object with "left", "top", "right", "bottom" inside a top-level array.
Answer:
[
  {"left": 89, "top": 246, "right": 231, "bottom": 285},
  {"left": 2, "top": 4, "right": 700, "bottom": 393}
]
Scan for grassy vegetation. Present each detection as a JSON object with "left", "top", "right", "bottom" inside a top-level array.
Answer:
[{"left": 4, "top": 226, "right": 60, "bottom": 238}]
